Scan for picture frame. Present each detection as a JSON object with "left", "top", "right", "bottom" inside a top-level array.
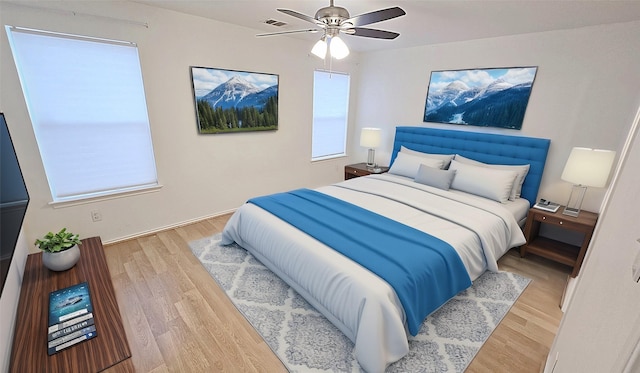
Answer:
[
  {"left": 423, "top": 67, "right": 538, "bottom": 130},
  {"left": 190, "top": 66, "right": 279, "bottom": 134}
]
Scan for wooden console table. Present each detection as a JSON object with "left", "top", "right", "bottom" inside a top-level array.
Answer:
[{"left": 10, "top": 237, "right": 132, "bottom": 372}]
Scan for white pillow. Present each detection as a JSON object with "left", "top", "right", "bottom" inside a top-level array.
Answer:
[
  {"left": 448, "top": 160, "right": 518, "bottom": 203},
  {"left": 389, "top": 152, "right": 445, "bottom": 179},
  {"left": 454, "top": 154, "right": 530, "bottom": 200},
  {"left": 414, "top": 164, "right": 456, "bottom": 190},
  {"left": 401, "top": 146, "right": 454, "bottom": 169}
]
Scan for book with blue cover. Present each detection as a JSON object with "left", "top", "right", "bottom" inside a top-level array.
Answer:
[{"left": 47, "top": 282, "right": 97, "bottom": 355}]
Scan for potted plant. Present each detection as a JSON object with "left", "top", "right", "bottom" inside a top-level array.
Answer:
[{"left": 35, "top": 228, "right": 82, "bottom": 271}]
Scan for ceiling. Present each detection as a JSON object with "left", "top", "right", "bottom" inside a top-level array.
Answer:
[{"left": 133, "top": 1, "right": 640, "bottom": 53}]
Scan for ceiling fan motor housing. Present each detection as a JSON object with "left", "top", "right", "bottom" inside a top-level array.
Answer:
[
  {"left": 260, "top": 2, "right": 404, "bottom": 41},
  {"left": 315, "top": 6, "right": 350, "bottom": 26}
]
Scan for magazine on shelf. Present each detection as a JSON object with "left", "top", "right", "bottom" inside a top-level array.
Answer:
[{"left": 47, "top": 281, "right": 97, "bottom": 355}]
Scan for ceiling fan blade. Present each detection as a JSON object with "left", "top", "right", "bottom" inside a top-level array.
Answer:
[
  {"left": 344, "top": 7, "right": 406, "bottom": 27},
  {"left": 277, "top": 9, "right": 323, "bottom": 25},
  {"left": 350, "top": 27, "right": 400, "bottom": 40},
  {"left": 256, "top": 28, "right": 319, "bottom": 37}
]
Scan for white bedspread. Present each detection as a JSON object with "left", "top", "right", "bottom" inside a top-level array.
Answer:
[{"left": 221, "top": 174, "right": 525, "bottom": 372}]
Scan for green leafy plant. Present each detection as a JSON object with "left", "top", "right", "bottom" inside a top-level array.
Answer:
[{"left": 34, "top": 228, "right": 81, "bottom": 253}]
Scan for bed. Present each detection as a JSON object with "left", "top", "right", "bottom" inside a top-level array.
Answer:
[{"left": 221, "top": 126, "right": 550, "bottom": 372}]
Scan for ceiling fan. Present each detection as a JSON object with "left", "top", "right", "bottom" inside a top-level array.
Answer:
[{"left": 257, "top": 0, "right": 406, "bottom": 59}]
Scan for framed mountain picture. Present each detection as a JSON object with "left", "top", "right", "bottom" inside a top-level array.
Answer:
[
  {"left": 423, "top": 67, "right": 537, "bottom": 130},
  {"left": 190, "top": 66, "right": 279, "bottom": 134}
]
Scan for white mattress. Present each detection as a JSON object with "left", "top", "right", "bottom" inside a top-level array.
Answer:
[{"left": 221, "top": 174, "right": 526, "bottom": 372}]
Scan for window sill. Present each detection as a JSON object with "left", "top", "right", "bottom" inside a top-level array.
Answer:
[
  {"left": 311, "top": 154, "right": 347, "bottom": 162},
  {"left": 49, "top": 184, "right": 163, "bottom": 209}
]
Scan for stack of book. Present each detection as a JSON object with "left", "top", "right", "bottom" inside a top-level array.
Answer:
[{"left": 47, "top": 282, "right": 97, "bottom": 355}]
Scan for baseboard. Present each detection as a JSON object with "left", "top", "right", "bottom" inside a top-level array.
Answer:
[
  {"left": 102, "top": 208, "right": 237, "bottom": 245},
  {"left": 560, "top": 275, "right": 578, "bottom": 312}
]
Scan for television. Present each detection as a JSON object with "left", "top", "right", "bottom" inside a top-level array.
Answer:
[{"left": 1, "top": 112, "right": 30, "bottom": 297}]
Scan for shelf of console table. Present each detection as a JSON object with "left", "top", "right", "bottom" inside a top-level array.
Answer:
[{"left": 10, "top": 236, "right": 132, "bottom": 372}]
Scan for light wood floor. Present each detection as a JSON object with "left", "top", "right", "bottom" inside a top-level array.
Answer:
[{"left": 103, "top": 214, "right": 569, "bottom": 372}]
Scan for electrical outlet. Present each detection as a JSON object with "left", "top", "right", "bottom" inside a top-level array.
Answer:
[{"left": 91, "top": 210, "right": 102, "bottom": 222}]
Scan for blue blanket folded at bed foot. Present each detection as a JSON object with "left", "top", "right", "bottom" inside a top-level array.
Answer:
[{"left": 248, "top": 188, "right": 472, "bottom": 335}]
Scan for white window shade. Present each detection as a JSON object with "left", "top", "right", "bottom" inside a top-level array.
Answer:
[
  {"left": 312, "top": 70, "right": 350, "bottom": 160},
  {"left": 6, "top": 26, "right": 158, "bottom": 202}
]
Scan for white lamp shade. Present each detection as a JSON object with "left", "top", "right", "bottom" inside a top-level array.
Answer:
[
  {"left": 561, "top": 147, "right": 616, "bottom": 187},
  {"left": 329, "top": 36, "right": 349, "bottom": 59},
  {"left": 360, "top": 128, "right": 381, "bottom": 148},
  {"left": 311, "top": 38, "right": 327, "bottom": 59}
]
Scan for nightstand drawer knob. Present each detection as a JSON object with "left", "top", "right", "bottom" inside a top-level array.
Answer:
[
  {"left": 542, "top": 216, "right": 546, "bottom": 220},
  {"left": 560, "top": 221, "right": 563, "bottom": 225}
]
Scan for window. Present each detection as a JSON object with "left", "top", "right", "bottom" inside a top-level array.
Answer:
[
  {"left": 312, "top": 70, "right": 350, "bottom": 160},
  {"left": 6, "top": 26, "right": 158, "bottom": 203}
]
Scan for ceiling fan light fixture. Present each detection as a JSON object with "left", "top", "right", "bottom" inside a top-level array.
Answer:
[
  {"left": 329, "top": 35, "right": 349, "bottom": 59},
  {"left": 270, "top": 2, "right": 404, "bottom": 59},
  {"left": 311, "top": 37, "right": 327, "bottom": 59}
]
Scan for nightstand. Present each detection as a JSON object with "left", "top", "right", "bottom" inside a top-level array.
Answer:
[
  {"left": 344, "top": 163, "right": 389, "bottom": 180},
  {"left": 520, "top": 206, "right": 598, "bottom": 277}
]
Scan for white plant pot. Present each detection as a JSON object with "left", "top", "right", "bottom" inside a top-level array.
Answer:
[{"left": 42, "top": 245, "right": 80, "bottom": 271}]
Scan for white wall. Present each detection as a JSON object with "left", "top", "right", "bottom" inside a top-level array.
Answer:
[
  {"left": 351, "top": 22, "right": 640, "bottom": 372},
  {"left": 4, "top": 4, "right": 638, "bottom": 254},
  {"left": 543, "top": 104, "right": 640, "bottom": 372},
  {"left": 0, "top": 2, "right": 360, "bottom": 365},
  {"left": 0, "top": 1, "right": 361, "bottom": 248},
  {"left": 2, "top": 1, "right": 640, "bottom": 370},
  {"left": 353, "top": 21, "right": 640, "bottom": 213}
]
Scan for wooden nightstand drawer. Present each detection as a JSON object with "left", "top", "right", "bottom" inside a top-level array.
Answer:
[
  {"left": 346, "top": 167, "right": 366, "bottom": 177},
  {"left": 534, "top": 214, "right": 583, "bottom": 231},
  {"left": 344, "top": 163, "right": 389, "bottom": 180}
]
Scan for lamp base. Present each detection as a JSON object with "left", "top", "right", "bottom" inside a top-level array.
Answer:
[
  {"left": 366, "top": 148, "right": 376, "bottom": 168},
  {"left": 562, "top": 184, "right": 587, "bottom": 217},
  {"left": 562, "top": 206, "right": 580, "bottom": 217}
]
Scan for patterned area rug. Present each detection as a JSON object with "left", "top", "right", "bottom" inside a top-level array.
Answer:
[{"left": 189, "top": 234, "right": 530, "bottom": 373}]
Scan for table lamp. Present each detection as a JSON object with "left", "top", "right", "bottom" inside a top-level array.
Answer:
[
  {"left": 561, "top": 147, "right": 616, "bottom": 217},
  {"left": 360, "top": 128, "right": 381, "bottom": 168}
]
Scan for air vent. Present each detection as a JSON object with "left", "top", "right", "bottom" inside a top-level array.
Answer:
[{"left": 264, "top": 19, "right": 288, "bottom": 27}]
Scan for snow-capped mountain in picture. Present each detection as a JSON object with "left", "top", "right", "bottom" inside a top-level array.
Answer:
[
  {"left": 424, "top": 67, "right": 537, "bottom": 130},
  {"left": 198, "top": 75, "right": 277, "bottom": 111},
  {"left": 190, "top": 67, "right": 278, "bottom": 133}
]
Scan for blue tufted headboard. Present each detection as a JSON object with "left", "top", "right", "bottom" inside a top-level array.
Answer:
[{"left": 390, "top": 127, "right": 550, "bottom": 207}]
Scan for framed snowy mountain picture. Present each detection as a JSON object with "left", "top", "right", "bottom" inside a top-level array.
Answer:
[
  {"left": 190, "top": 66, "right": 278, "bottom": 134},
  {"left": 423, "top": 67, "right": 537, "bottom": 130}
]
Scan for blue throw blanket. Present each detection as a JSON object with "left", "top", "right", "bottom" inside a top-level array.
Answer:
[{"left": 248, "top": 188, "right": 472, "bottom": 335}]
